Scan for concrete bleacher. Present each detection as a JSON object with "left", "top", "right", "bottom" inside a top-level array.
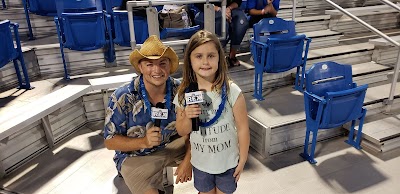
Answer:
[{"left": 1, "top": 1, "right": 400, "bottom": 193}]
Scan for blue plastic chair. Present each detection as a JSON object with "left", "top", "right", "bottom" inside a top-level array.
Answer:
[
  {"left": 54, "top": 0, "right": 114, "bottom": 80},
  {"left": 112, "top": 11, "right": 149, "bottom": 46},
  {"left": 0, "top": 20, "right": 33, "bottom": 90},
  {"left": 251, "top": 17, "right": 311, "bottom": 100},
  {"left": 300, "top": 61, "right": 368, "bottom": 164},
  {"left": 22, "top": 0, "right": 58, "bottom": 40}
]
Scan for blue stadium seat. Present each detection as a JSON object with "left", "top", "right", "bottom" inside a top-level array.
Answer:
[
  {"left": 112, "top": 11, "right": 149, "bottom": 46},
  {"left": 22, "top": 0, "right": 58, "bottom": 40},
  {"left": 251, "top": 17, "right": 311, "bottom": 101},
  {"left": 0, "top": 20, "right": 33, "bottom": 90},
  {"left": 300, "top": 61, "right": 368, "bottom": 164},
  {"left": 2, "top": 0, "right": 6, "bottom": 9},
  {"left": 54, "top": 0, "right": 114, "bottom": 80}
]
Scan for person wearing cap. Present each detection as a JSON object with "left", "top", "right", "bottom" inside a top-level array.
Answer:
[{"left": 104, "top": 35, "right": 192, "bottom": 194}]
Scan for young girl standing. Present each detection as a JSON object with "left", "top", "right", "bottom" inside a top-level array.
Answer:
[{"left": 173, "top": 30, "right": 250, "bottom": 194}]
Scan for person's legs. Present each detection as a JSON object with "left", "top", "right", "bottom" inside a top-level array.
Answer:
[
  {"left": 215, "top": 167, "right": 237, "bottom": 194},
  {"left": 120, "top": 137, "right": 186, "bottom": 194},
  {"left": 121, "top": 153, "right": 166, "bottom": 193},
  {"left": 227, "top": 9, "right": 249, "bottom": 66},
  {"left": 193, "top": 167, "right": 217, "bottom": 194}
]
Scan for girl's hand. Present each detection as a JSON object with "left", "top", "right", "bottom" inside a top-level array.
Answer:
[
  {"left": 233, "top": 163, "right": 245, "bottom": 182},
  {"left": 184, "top": 104, "right": 201, "bottom": 119}
]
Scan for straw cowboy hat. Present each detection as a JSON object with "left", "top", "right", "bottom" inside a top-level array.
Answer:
[{"left": 129, "top": 35, "right": 179, "bottom": 74}]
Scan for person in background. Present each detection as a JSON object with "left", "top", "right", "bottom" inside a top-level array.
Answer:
[
  {"left": 174, "top": 30, "right": 250, "bottom": 194},
  {"left": 247, "top": 0, "right": 280, "bottom": 27},
  {"left": 194, "top": 1, "right": 249, "bottom": 67},
  {"left": 104, "top": 35, "right": 192, "bottom": 194}
]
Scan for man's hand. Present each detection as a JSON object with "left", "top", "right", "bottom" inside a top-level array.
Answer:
[
  {"left": 174, "top": 159, "right": 192, "bottom": 184},
  {"left": 144, "top": 127, "right": 162, "bottom": 148}
]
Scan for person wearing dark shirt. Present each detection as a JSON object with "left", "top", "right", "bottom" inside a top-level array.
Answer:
[
  {"left": 194, "top": 0, "right": 249, "bottom": 67},
  {"left": 247, "top": 0, "right": 280, "bottom": 27}
]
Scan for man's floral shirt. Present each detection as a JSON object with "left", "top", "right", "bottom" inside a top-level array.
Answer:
[{"left": 104, "top": 76, "right": 180, "bottom": 171}]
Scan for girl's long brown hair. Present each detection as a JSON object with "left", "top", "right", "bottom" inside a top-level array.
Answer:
[{"left": 177, "top": 30, "right": 231, "bottom": 105}]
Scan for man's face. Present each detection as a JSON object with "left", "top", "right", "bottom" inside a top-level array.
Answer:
[{"left": 138, "top": 57, "right": 171, "bottom": 88}]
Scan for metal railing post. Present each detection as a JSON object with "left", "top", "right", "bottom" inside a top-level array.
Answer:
[
  {"left": 127, "top": 0, "right": 226, "bottom": 49},
  {"left": 292, "top": 0, "right": 296, "bottom": 21}
]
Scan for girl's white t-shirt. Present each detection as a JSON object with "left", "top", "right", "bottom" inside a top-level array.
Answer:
[{"left": 173, "top": 82, "right": 242, "bottom": 174}]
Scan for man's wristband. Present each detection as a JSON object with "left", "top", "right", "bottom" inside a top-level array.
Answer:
[{"left": 261, "top": 8, "right": 265, "bottom": 15}]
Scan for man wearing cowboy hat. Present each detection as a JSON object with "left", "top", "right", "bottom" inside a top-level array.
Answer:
[{"left": 104, "top": 35, "right": 192, "bottom": 194}]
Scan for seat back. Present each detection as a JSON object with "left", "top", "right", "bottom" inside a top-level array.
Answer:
[
  {"left": 305, "top": 61, "right": 367, "bottom": 128},
  {"left": 61, "top": 12, "right": 107, "bottom": 50},
  {"left": 252, "top": 18, "right": 305, "bottom": 73},
  {"left": 0, "top": 20, "right": 17, "bottom": 68},
  {"left": 253, "top": 17, "right": 296, "bottom": 42},
  {"left": 55, "top": 0, "right": 107, "bottom": 50},
  {"left": 55, "top": 0, "right": 101, "bottom": 16},
  {"left": 102, "top": 0, "right": 122, "bottom": 10},
  {"left": 112, "top": 11, "right": 149, "bottom": 46},
  {"left": 306, "top": 61, "right": 353, "bottom": 96},
  {"left": 27, "top": 0, "right": 57, "bottom": 16}
]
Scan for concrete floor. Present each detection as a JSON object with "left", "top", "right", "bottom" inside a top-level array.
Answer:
[{"left": 1, "top": 119, "right": 399, "bottom": 194}]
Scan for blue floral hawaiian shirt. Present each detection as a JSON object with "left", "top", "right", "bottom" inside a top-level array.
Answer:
[{"left": 104, "top": 76, "right": 180, "bottom": 171}]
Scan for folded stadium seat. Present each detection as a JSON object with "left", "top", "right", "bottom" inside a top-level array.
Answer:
[
  {"left": 250, "top": 17, "right": 311, "bottom": 101},
  {"left": 54, "top": 0, "right": 115, "bottom": 80},
  {"left": 0, "top": 20, "right": 33, "bottom": 90},
  {"left": 2, "top": 0, "right": 6, "bottom": 9},
  {"left": 300, "top": 61, "right": 368, "bottom": 164},
  {"left": 22, "top": 0, "right": 58, "bottom": 40}
]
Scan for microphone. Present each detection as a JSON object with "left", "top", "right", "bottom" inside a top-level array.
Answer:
[
  {"left": 186, "top": 82, "right": 202, "bottom": 131},
  {"left": 154, "top": 102, "right": 165, "bottom": 127}
]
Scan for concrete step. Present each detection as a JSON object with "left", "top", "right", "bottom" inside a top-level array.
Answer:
[{"left": 246, "top": 80, "right": 400, "bottom": 157}]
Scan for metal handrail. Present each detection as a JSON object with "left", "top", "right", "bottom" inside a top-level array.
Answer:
[
  {"left": 325, "top": 0, "right": 400, "bottom": 113},
  {"left": 380, "top": 0, "right": 400, "bottom": 12},
  {"left": 127, "top": 0, "right": 226, "bottom": 49}
]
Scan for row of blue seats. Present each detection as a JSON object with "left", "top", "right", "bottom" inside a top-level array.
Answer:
[
  {"left": 19, "top": 0, "right": 200, "bottom": 79},
  {"left": 250, "top": 17, "right": 367, "bottom": 164}
]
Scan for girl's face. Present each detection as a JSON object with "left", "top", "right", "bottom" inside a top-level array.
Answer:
[{"left": 190, "top": 41, "right": 219, "bottom": 82}]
